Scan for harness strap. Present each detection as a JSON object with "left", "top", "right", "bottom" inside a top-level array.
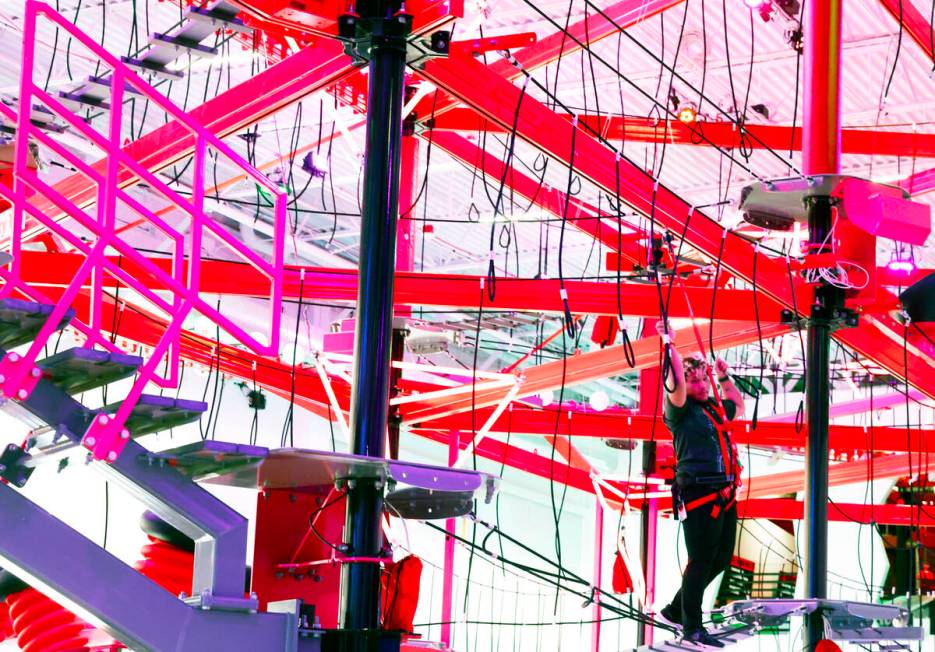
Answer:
[
  {"left": 684, "top": 492, "right": 717, "bottom": 512},
  {"left": 700, "top": 402, "right": 734, "bottom": 481}
]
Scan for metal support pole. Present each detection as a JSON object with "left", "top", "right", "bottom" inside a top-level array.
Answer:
[
  {"left": 638, "top": 320, "right": 661, "bottom": 647},
  {"left": 592, "top": 496, "right": 604, "bottom": 652},
  {"left": 440, "top": 430, "right": 459, "bottom": 648},
  {"left": 340, "top": 0, "right": 412, "bottom": 635},
  {"left": 802, "top": 2, "right": 843, "bottom": 650},
  {"left": 387, "top": 107, "right": 419, "bottom": 459}
]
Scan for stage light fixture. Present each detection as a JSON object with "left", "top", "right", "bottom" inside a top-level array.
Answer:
[
  {"left": 677, "top": 104, "right": 698, "bottom": 124},
  {"left": 887, "top": 244, "right": 916, "bottom": 276}
]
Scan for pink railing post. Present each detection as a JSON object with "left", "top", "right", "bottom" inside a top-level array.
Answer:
[
  {"left": 440, "top": 429, "right": 458, "bottom": 647},
  {"left": 1, "top": 1, "right": 288, "bottom": 461}
]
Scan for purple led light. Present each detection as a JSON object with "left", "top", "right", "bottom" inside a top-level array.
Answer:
[{"left": 887, "top": 260, "right": 916, "bottom": 275}]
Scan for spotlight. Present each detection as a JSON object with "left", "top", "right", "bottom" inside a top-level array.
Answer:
[
  {"left": 677, "top": 104, "right": 698, "bottom": 124},
  {"left": 539, "top": 389, "right": 554, "bottom": 407},
  {"left": 887, "top": 244, "right": 916, "bottom": 276},
  {"left": 589, "top": 390, "right": 610, "bottom": 412}
]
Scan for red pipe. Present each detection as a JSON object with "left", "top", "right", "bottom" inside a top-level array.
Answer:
[
  {"left": 5, "top": 587, "right": 91, "bottom": 652},
  {"left": 802, "top": 1, "right": 843, "bottom": 175},
  {"left": 133, "top": 537, "right": 195, "bottom": 598}
]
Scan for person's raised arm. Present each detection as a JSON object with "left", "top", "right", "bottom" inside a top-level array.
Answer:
[
  {"left": 656, "top": 322, "right": 686, "bottom": 408},
  {"left": 714, "top": 358, "right": 745, "bottom": 419}
]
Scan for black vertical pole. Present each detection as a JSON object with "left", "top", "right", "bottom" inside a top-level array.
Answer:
[
  {"left": 637, "top": 441, "right": 656, "bottom": 647},
  {"left": 804, "top": 197, "right": 838, "bottom": 651},
  {"left": 340, "top": 0, "right": 411, "bottom": 638},
  {"left": 801, "top": 2, "right": 842, "bottom": 649}
]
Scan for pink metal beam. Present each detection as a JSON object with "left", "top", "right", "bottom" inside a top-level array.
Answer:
[
  {"left": 433, "top": 110, "right": 935, "bottom": 158},
  {"left": 411, "top": 0, "right": 686, "bottom": 121},
  {"left": 17, "top": 252, "right": 786, "bottom": 321},
  {"left": 416, "top": 51, "right": 935, "bottom": 402},
  {"left": 764, "top": 388, "right": 927, "bottom": 423},
  {"left": 428, "top": 131, "right": 646, "bottom": 265},
  {"left": 737, "top": 500, "right": 935, "bottom": 527},
  {"left": 400, "top": 320, "right": 789, "bottom": 424},
  {"left": 424, "top": 406, "right": 926, "bottom": 454},
  {"left": 878, "top": 0, "right": 935, "bottom": 65}
]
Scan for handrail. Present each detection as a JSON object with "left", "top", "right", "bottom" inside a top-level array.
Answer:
[{"left": 0, "top": 1, "right": 286, "bottom": 461}]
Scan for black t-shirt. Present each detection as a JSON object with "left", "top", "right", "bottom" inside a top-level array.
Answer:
[{"left": 663, "top": 396, "right": 737, "bottom": 478}]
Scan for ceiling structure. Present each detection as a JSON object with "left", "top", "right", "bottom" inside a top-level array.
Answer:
[{"left": 1, "top": 0, "right": 935, "bottom": 524}]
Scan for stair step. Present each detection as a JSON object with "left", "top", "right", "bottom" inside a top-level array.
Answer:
[
  {"left": 101, "top": 394, "right": 207, "bottom": 437},
  {"left": 0, "top": 298, "right": 74, "bottom": 349},
  {"left": 119, "top": 57, "right": 184, "bottom": 82},
  {"left": 186, "top": 5, "right": 252, "bottom": 34},
  {"left": 38, "top": 347, "right": 142, "bottom": 395},
  {"left": 148, "top": 33, "right": 219, "bottom": 59},
  {"left": 58, "top": 90, "right": 110, "bottom": 111},
  {"left": 149, "top": 439, "right": 269, "bottom": 481}
]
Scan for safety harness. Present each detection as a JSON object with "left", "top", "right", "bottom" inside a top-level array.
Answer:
[{"left": 675, "top": 402, "right": 741, "bottom": 520}]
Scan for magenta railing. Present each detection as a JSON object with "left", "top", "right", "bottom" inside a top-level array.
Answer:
[{"left": 0, "top": 1, "right": 286, "bottom": 461}]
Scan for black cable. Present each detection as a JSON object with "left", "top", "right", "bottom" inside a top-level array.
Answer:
[
  {"left": 486, "top": 79, "right": 529, "bottom": 302},
  {"left": 307, "top": 490, "right": 348, "bottom": 553},
  {"left": 883, "top": 0, "right": 904, "bottom": 104},
  {"left": 557, "top": 117, "right": 578, "bottom": 339},
  {"left": 751, "top": 245, "right": 765, "bottom": 429},
  {"left": 281, "top": 275, "right": 305, "bottom": 447}
]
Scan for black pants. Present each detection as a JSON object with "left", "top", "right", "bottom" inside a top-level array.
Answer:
[{"left": 666, "top": 491, "right": 738, "bottom": 631}]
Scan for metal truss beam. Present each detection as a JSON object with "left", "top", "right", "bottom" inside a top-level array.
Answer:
[
  {"left": 422, "top": 406, "right": 927, "bottom": 454},
  {"left": 16, "top": 251, "right": 786, "bottom": 320},
  {"left": 432, "top": 110, "right": 935, "bottom": 158},
  {"left": 400, "top": 320, "right": 790, "bottom": 423},
  {"left": 415, "top": 52, "right": 935, "bottom": 402},
  {"left": 428, "top": 131, "right": 646, "bottom": 265},
  {"left": 738, "top": 499, "right": 935, "bottom": 527},
  {"left": 15, "top": 40, "right": 355, "bottom": 245},
  {"left": 878, "top": 0, "right": 935, "bottom": 65},
  {"left": 411, "top": 0, "right": 685, "bottom": 121}
]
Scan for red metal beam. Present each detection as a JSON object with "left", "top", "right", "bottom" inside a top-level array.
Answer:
[
  {"left": 422, "top": 406, "right": 928, "bottom": 454},
  {"left": 432, "top": 111, "right": 935, "bottom": 158},
  {"left": 16, "top": 252, "right": 786, "bottom": 320},
  {"left": 16, "top": 40, "right": 355, "bottom": 244},
  {"left": 737, "top": 499, "right": 935, "bottom": 527},
  {"left": 13, "top": 0, "right": 460, "bottom": 246},
  {"left": 411, "top": 0, "right": 685, "bottom": 121},
  {"left": 428, "top": 131, "right": 646, "bottom": 265},
  {"left": 416, "top": 52, "right": 935, "bottom": 402},
  {"left": 878, "top": 0, "right": 935, "bottom": 65},
  {"left": 400, "top": 320, "right": 790, "bottom": 423}
]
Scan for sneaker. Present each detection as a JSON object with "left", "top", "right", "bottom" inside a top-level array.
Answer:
[
  {"left": 681, "top": 628, "right": 725, "bottom": 648},
  {"left": 657, "top": 604, "right": 683, "bottom": 629}
]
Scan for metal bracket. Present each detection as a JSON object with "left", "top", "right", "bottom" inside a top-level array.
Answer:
[
  {"left": 183, "top": 589, "right": 260, "bottom": 613},
  {"left": 338, "top": 11, "right": 448, "bottom": 69},
  {"left": 0, "top": 443, "right": 33, "bottom": 487}
]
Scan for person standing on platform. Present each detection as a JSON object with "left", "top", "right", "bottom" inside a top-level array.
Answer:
[{"left": 654, "top": 322, "right": 745, "bottom": 647}]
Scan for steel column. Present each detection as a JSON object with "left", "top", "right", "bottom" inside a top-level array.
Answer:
[
  {"left": 440, "top": 430, "right": 458, "bottom": 647},
  {"left": 340, "top": 2, "right": 411, "bottom": 635},
  {"left": 637, "top": 321, "right": 660, "bottom": 647},
  {"left": 802, "top": 1, "right": 843, "bottom": 649},
  {"left": 592, "top": 496, "right": 604, "bottom": 652}
]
